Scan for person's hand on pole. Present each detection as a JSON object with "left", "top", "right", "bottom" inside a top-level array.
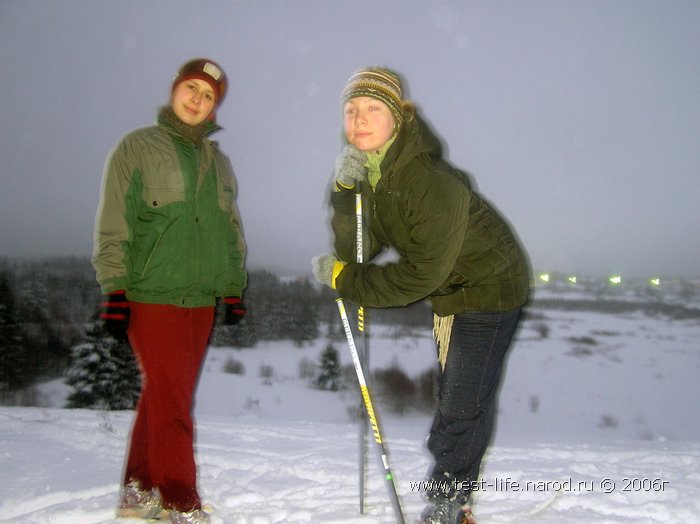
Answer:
[
  {"left": 334, "top": 145, "right": 367, "bottom": 190},
  {"left": 311, "top": 253, "right": 346, "bottom": 289}
]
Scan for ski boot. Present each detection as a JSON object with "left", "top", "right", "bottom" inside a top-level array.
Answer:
[
  {"left": 168, "top": 508, "right": 211, "bottom": 524},
  {"left": 116, "top": 481, "right": 168, "bottom": 519},
  {"left": 418, "top": 496, "right": 477, "bottom": 524}
]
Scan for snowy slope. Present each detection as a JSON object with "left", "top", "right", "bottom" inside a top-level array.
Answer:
[
  {"left": 2, "top": 304, "right": 700, "bottom": 523},
  {"left": 2, "top": 408, "right": 699, "bottom": 523}
]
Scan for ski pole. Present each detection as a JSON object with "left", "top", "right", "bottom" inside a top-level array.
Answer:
[
  {"left": 336, "top": 298, "right": 405, "bottom": 524},
  {"left": 355, "top": 183, "right": 369, "bottom": 514}
]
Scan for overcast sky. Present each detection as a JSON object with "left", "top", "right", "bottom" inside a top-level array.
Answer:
[{"left": 1, "top": 0, "right": 699, "bottom": 280}]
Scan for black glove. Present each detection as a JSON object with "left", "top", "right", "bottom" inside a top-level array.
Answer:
[
  {"left": 222, "top": 296, "right": 246, "bottom": 326},
  {"left": 100, "top": 290, "right": 130, "bottom": 341}
]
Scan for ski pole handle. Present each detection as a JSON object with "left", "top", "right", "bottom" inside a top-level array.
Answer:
[{"left": 355, "top": 181, "right": 363, "bottom": 264}]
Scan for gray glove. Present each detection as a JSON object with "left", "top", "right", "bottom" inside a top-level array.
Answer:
[
  {"left": 312, "top": 253, "right": 339, "bottom": 288},
  {"left": 334, "top": 145, "right": 367, "bottom": 189}
]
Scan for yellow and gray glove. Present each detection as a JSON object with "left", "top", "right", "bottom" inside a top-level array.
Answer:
[{"left": 311, "top": 253, "right": 346, "bottom": 289}]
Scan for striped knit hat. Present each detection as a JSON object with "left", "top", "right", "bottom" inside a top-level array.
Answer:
[{"left": 341, "top": 66, "right": 404, "bottom": 125}]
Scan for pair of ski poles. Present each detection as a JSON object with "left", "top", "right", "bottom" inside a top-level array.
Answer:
[{"left": 335, "top": 183, "right": 406, "bottom": 523}]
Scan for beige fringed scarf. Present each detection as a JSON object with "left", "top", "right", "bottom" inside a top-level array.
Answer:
[{"left": 433, "top": 313, "right": 454, "bottom": 371}]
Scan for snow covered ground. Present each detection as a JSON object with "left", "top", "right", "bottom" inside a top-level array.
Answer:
[{"left": 2, "top": 299, "right": 700, "bottom": 523}]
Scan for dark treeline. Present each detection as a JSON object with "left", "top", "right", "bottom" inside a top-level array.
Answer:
[
  {"left": 0, "top": 257, "right": 96, "bottom": 404},
  {"left": 0, "top": 256, "right": 433, "bottom": 406},
  {"left": 3, "top": 256, "right": 698, "bottom": 409}
]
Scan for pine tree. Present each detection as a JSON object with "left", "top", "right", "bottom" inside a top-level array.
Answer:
[
  {"left": 315, "top": 343, "right": 343, "bottom": 391},
  {"left": 286, "top": 278, "right": 320, "bottom": 346},
  {"left": 210, "top": 315, "right": 259, "bottom": 348},
  {"left": 249, "top": 271, "right": 283, "bottom": 340},
  {"left": 17, "top": 274, "right": 70, "bottom": 377},
  {"left": 0, "top": 272, "right": 33, "bottom": 397},
  {"left": 65, "top": 319, "right": 141, "bottom": 410}
]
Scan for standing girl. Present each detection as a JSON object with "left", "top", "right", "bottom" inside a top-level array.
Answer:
[
  {"left": 312, "top": 67, "right": 530, "bottom": 524},
  {"left": 93, "top": 58, "right": 247, "bottom": 524}
]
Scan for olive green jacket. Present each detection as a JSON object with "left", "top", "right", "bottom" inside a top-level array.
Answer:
[
  {"left": 92, "top": 108, "right": 247, "bottom": 307},
  {"left": 331, "top": 114, "right": 530, "bottom": 315}
]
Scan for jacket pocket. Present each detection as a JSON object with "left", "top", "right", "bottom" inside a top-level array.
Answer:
[
  {"left": 141, "top": 164, "right": 186, "bottom": 208},
  {"left": 142, "top": 186, "right": 184, "bottom": 208}
]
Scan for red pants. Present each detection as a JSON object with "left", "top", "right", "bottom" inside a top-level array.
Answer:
[{"left": 124, "top": 302, "right": 214, "bottom": 511}]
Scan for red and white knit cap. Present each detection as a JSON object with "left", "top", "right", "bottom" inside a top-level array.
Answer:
[{"left": 172, "top": 58, "right": 228, "bottom": 105}]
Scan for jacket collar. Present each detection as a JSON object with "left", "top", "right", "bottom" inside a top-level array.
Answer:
[
  {"left": 157, "top": 106, "right": 221, "bottom": 145},
  {"left": 381, "top": 113, "right": 443, "bottom": 176}
]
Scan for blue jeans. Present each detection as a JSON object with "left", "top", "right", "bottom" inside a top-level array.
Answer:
[{"left": 427, "top": 308, "right": 522, "bottom": 502}]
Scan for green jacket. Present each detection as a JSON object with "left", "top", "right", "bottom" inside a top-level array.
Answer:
[
  {"left": 331, "top": 114, "right": 530, "bottom": 315},
  {"left": 92, "top": 108, "right": 247, "bottom": 307}
]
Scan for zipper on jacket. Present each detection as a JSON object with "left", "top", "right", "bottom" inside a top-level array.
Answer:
[{"left": 193, "top": 144, "right": 201, "bottom": 287}]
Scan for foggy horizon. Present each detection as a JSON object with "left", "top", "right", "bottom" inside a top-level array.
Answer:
[{"left": 2, "top": 1, "right": 699, "bottom": 280}]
